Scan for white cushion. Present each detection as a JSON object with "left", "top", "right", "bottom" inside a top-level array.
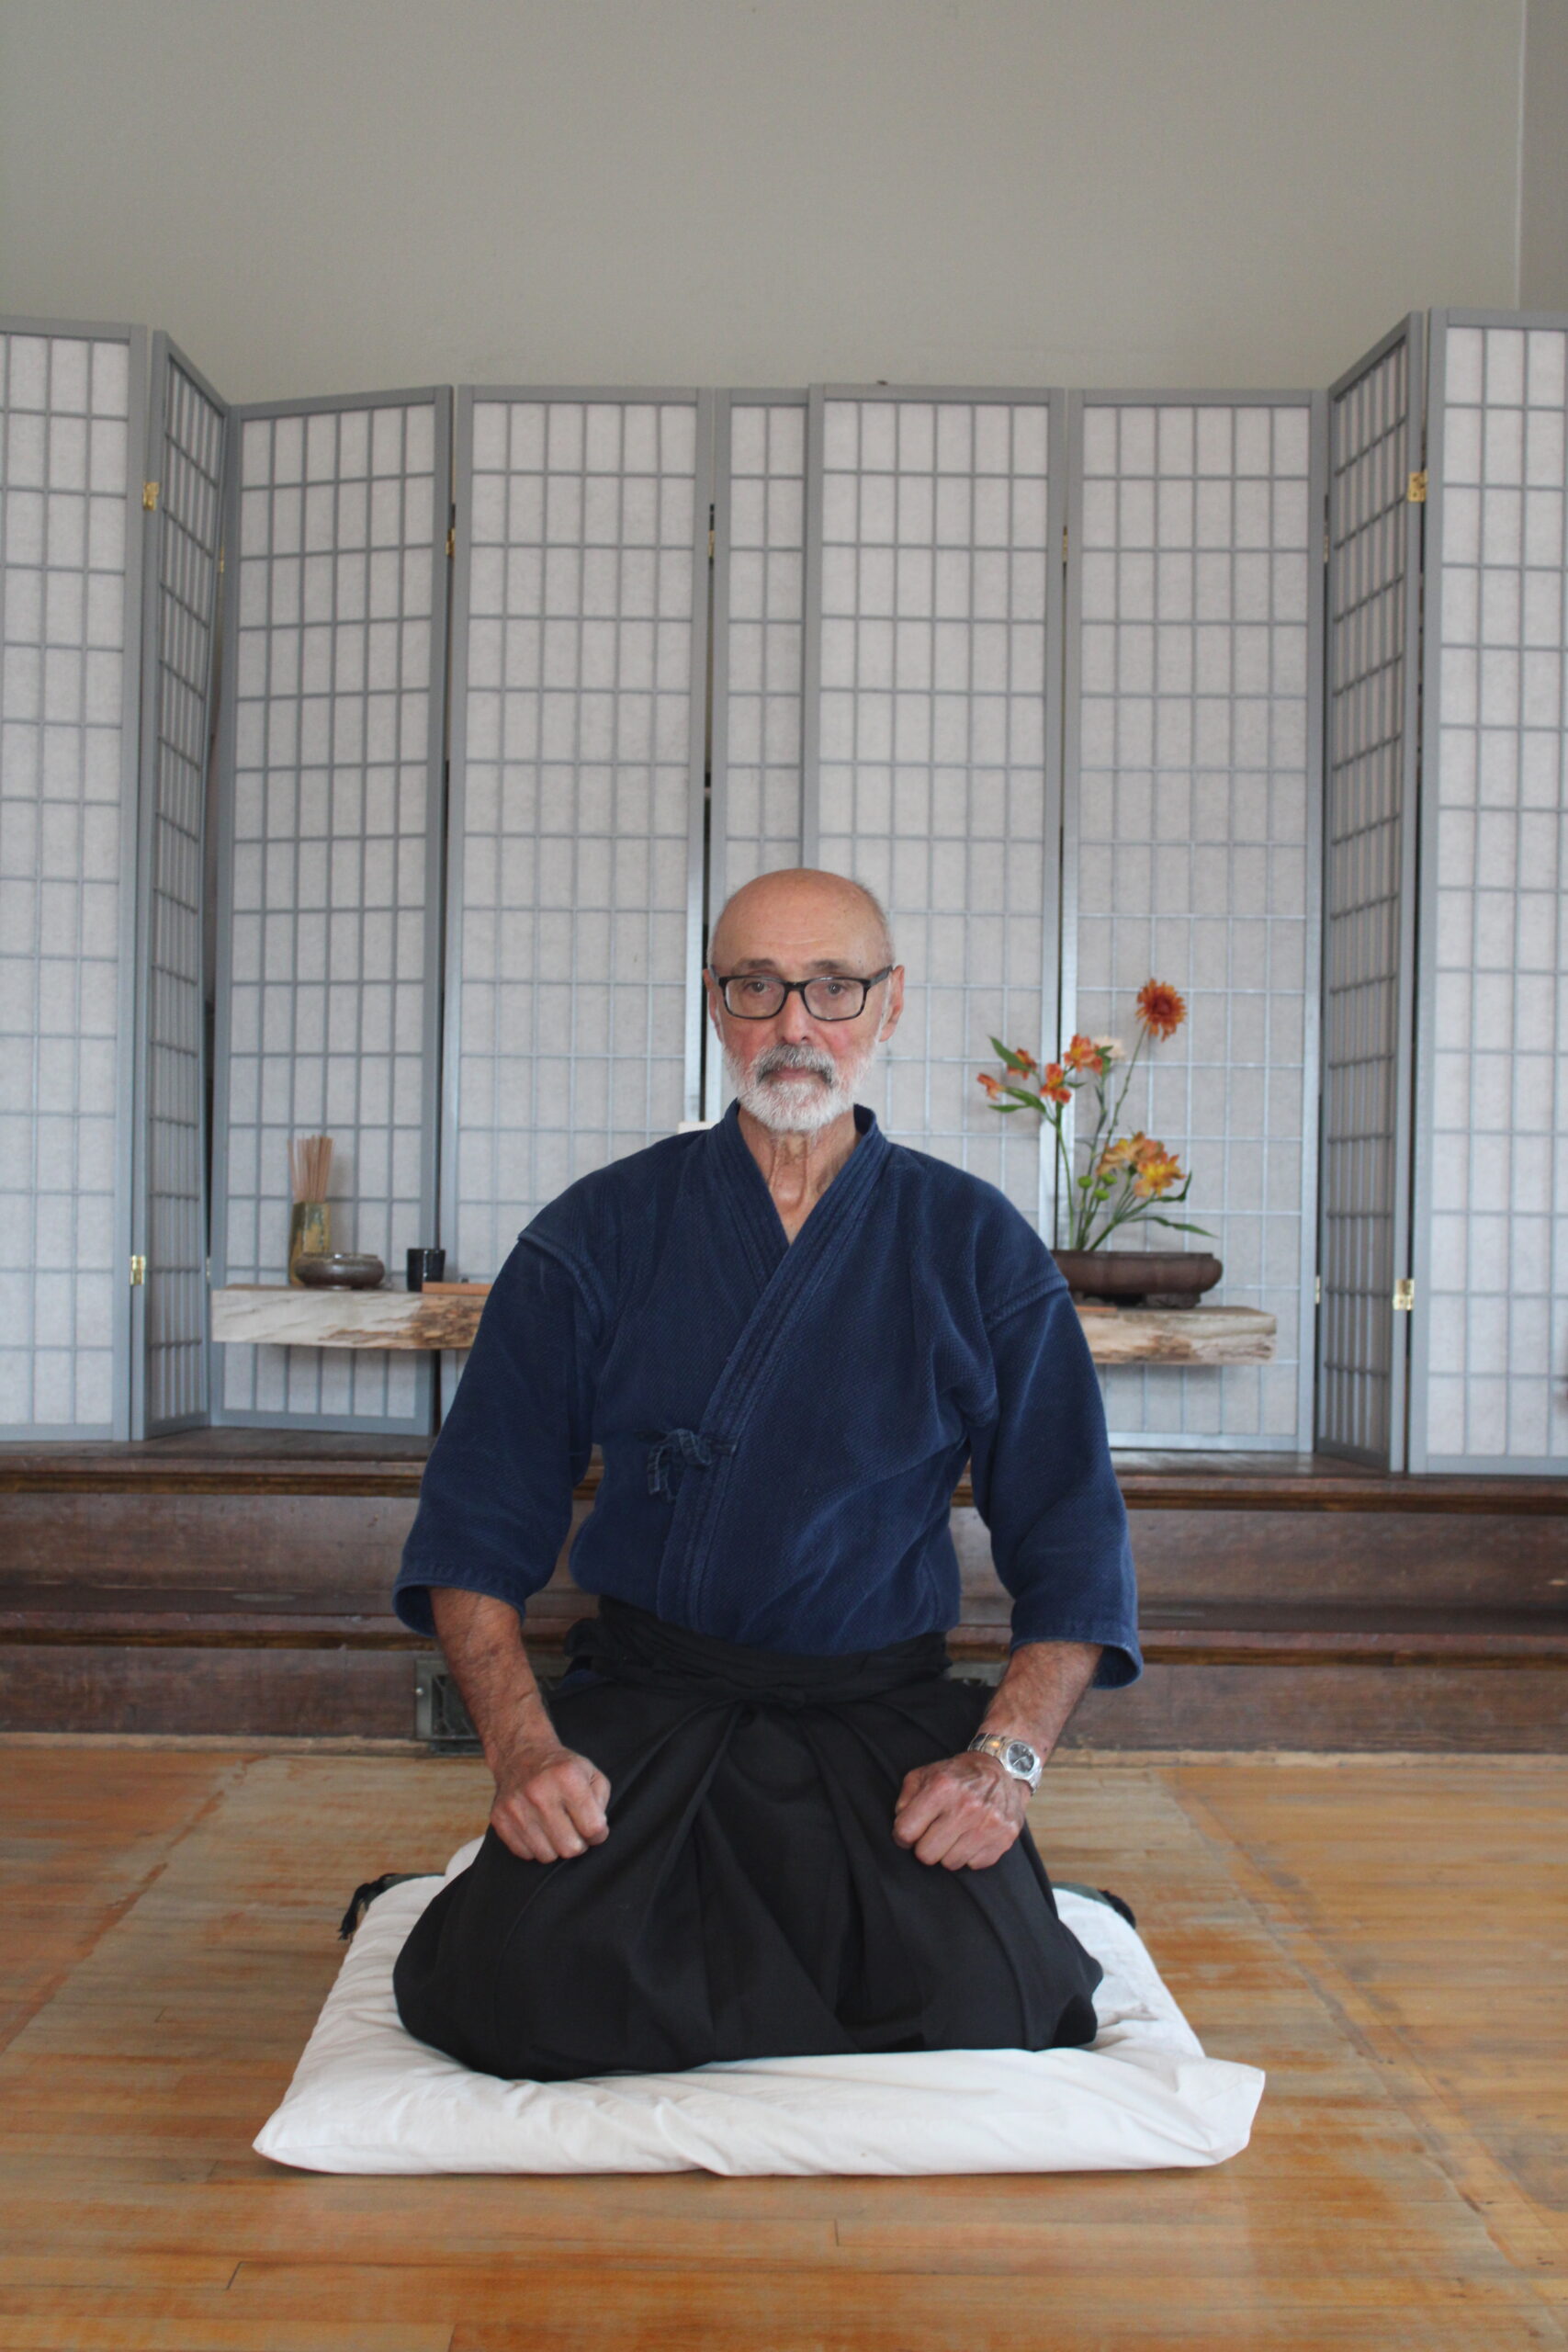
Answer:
[{"left": 255, "top": 1838, "right": 1264, "bottom": 2177}]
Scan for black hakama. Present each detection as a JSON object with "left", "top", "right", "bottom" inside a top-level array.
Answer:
[{"left": 393, "top": 1600, "right": 1104, "bottom": 2083}]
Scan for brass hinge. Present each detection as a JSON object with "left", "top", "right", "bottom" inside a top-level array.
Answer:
[
  {"left": 1393, "top": 1278, "right": 1415, "bottom": 1311},
  {"left": 1062, "top": 523, "right": 1069, "bottom": 564},
  {"left": 1406, "top": 470, "right": 1427, "bottom": 503},
  {"left": 142, "top": 482, "right": 159, "bottom": 512},
  {"left": 130, "top": 1255, "right": 146, "bottom": 1287},
  {"left": 1314, "top": 1274, "right": 1322, "bottom": 1306},
  {"left": 217, "top": 546, "right": 225, "bottom": 575},
  {"left": 445, "top": 526, "right": 456, "bottom": 560},
  {"left": 707, "top": 503, "right": 716, "bottom": 563},
  {"left": 707, "top": 526, "right": 716, "bottom": 560}
]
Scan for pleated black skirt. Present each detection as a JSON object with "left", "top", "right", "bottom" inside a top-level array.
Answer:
[{"left": 392, "top": 1599, "right": 1104, "bottom": 2082}]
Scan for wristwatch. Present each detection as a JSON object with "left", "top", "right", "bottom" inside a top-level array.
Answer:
[{"left": 967, "top": 1732, "right": 1043, "bottom": 1792}]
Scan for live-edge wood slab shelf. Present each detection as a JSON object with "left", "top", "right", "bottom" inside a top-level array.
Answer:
[{"left": 211, "top": 1283, "right": 1275, "bottom": 1364}]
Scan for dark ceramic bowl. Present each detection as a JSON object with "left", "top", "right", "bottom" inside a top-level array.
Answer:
[
  {"left": 1052, "top": 1249, "right": 1223, "bottom": 1308},
  {"left": 294, "top": 1252, "right": 386, "bottom": 1291}
]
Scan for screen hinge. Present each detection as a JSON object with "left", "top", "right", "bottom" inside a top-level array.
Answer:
[
  {"left": 142, "top": 481, "right": 160, "bottom": 512},
  {"left": 130, "top": 1255, "right": 147, "bottom": 1287},
  {"left": 1314, "top": 1274, "right": 1321, "bottom": 1306},
  {"left": 708, "top": 503, "right": 716, "bottom": 562},
  {"left": 445, "top": 525, "right": 456, "bottom": 560},
  {"left": 1393, "top": 1278, "right": 1415, "bottom": 1311},
  {"left": 1406, "top": 470, "right": 1427, "bottom": 503},
  {"left": 1062, "top": 522, "right": 1069, "bottom": 565}
]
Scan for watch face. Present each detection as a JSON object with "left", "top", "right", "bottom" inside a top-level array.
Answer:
[{"left": 1004, "top": 1740, "right": 1039, "bottom": 1776}]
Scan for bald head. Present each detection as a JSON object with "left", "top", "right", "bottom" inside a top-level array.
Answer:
[{"left": 707, "top": 869, "right": 895, "bottom": 975}]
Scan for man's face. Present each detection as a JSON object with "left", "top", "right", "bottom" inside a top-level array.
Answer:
[{"left": 705, "top": 888, "right": 904, "bottom": 1136}]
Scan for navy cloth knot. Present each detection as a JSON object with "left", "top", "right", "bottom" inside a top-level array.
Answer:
[{"left": 644, "top": 1427, "right": 736, "bottom": 1501}]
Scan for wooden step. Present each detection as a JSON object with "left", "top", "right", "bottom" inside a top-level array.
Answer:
[{"left": 3, "top": 1433, "right": 1565, "bottom": 1747}]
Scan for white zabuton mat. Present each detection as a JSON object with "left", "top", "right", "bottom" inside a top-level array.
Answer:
[{"left": 255, "top": 1838, "right": 1263, "bottom": 2176}]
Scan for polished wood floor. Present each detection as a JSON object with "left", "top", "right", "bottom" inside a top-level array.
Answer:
[{"left": 0, "top": 1742, "right": 1563, "bottom": 2350}]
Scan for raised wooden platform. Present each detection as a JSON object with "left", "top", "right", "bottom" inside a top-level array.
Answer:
[
  {"left": 210, "top": 1284, "right": 1279, "bottom": 1363},
  {"left": 3, "top": 1743, "right": 1563, "bottom": 2349},
  {"left": 2, "top": 1432, "right": 1564, "bottom": 1748}
]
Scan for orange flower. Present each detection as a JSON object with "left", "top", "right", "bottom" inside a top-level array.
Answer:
[
  {"left": 1133, "top": 1148, "right": 1184, "bottom": 1198},
  {"left": 1041, "top": 1063, "right": 1072, "bottom": 1107},
  {"left": 1064, "top": 1033, "right": 1103, "bottom": 1072},
  {"left": 1132, "top": 1135, "right": 1169, "bottom": 1169},
  {"left": 1096, "top": 1132, "right": 1145, "bottom": 1174},
  {"left": 977, "top": 1071, "right": 1005, "bottom": 1099},
  {"left": 1011, "top": 1047, "right": 1038, "bottom": 1076},
  {"left": 1135, "top": 979, "right": 1186, "bottom": 1040}
]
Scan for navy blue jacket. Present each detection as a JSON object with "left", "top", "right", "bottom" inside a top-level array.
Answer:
[{"left": 395, "top": 1101, "right": 1141, "bottom": 1684}]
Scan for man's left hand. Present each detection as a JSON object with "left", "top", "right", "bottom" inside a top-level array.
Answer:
[{"left": 892, "top": 1751, "right": 1031, "bottom": 1871}]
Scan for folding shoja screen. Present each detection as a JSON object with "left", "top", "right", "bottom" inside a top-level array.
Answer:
[
  {"left": 132, "top": 337, "right": 226, "bottom": 1435},
  {"left": 442, "top": 391, "right": 711, "bottom": 1286},
  {"left": 705, "top": 391, "right": 809, "bottom": 994},
  {"left": 1413, "top": 315, "right": 1568, "bottom": 1471},
  {"left": 799, "top": 390, "right": 1063, "bottom": 1227},
  {"left": 210, "top": 390, "right": 450, "bottom": 1431},
  {"left": 1064, "top": 394, "right": 1325, "bottom": 1449},
  {"left": 1316, "top": 319, "right": 1425, "bottom": 1469},
  {"left": 0, "top": 321, "right": 147, "bottom": 1438}
]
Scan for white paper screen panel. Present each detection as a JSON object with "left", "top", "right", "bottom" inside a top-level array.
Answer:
[
  {"left": 1066, "top": 395, "right": 1324, "bottom": 1448},
  {"left": 0, "top": 322, "right": 143, "bottom": 1437},
  {"left": 212, "top": 391, "right": 449, "bottom": 1431},
  {"left": 445, "top": 392, "right": 709, "bottom": 1285},
  {"left": 1415, "top": 318, "right": 1568, "bottom": 1471},
  {"left": 709, "top": 393, "right": 807, "bottom": 916},
  {"left": 1317, "top": 323, "right": 1422, "bottom": 1468},
  {"left": 134, "top": 340, "right": 224, "bottom": 1435},
  {"left": 808, "top": 392, "right": 1060, "bottom": 1225}
]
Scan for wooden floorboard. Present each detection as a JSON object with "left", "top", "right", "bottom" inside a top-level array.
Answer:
[{"left": 0, "top": 1747, "right": 1562, "bottom": 2350}]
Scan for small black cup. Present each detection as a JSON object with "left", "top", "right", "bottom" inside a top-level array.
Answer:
[{"left": 407, "top": 1248, "right": 446, "bottom": 1293}]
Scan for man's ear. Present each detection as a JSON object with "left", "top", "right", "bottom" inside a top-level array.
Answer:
[{"left": 879, "top": 967, "right": 906, "bottom": 1041}]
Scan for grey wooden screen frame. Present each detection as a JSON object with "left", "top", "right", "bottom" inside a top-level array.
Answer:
[
  {"left": 130, "top": 333, "right": 227, "bottom": 1437},
  {"left": 1061, "top": 386, "right": 1327, "bottom": 1452},
  {"left": 209, "top": 385, "right": 452, "bottom": 1433},
  {"left": 1314, "top": 315, "right": 1426, "bottom": 1470},
  {"left": 0, "top": 315, "right": 150, "bottom": 1440}
]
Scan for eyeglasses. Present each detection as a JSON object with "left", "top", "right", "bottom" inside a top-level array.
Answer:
[{"left": 709, "top": 967, "right": 894, "bottom": 1021}]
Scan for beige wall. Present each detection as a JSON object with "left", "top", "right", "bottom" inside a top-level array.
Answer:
[
  {"left": 1522, "top": 0, "right": 1568, "bottom": 310},
  {"left": 0, "top": 0, "right": 1532, "bottom": 401}
]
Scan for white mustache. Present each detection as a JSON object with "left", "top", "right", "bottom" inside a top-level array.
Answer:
[{"left": 756, "top": 1047, "right": 835, "bottom": 1082}]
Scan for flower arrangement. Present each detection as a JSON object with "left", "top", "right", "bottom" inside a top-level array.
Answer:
[{"left": 978, "top": 981, "right": 1214, "bottom": 1252}]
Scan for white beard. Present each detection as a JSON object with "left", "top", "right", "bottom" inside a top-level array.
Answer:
[{"left": 723, "top": 1030, "right": 885, "bottom": 1136}]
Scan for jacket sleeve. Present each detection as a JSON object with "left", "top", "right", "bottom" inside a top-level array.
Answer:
[
  {"left": 966, "top": 1281, "right": 1142, "bottom": 1687},
  {"left": 392, "top": 1233, "right": 598, "bottom": 1637}
]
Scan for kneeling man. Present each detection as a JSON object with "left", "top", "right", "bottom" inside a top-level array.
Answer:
[{"left": 391, "top": 867, "right": 1141, "bottom": 2082}]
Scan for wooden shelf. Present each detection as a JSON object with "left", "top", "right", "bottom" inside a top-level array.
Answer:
[{"left": 210, "top": 1284, "right": 1276, "bottom": 1363}]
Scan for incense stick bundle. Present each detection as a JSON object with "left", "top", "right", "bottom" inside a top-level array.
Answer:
[{"left": 288, "top": 1135, "right": 333, "bottom": 1204}]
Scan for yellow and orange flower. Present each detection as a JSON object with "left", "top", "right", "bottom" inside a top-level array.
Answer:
[
  {"left": 1064, "top": 1033, "right": 1104, "bottom": 1072},
  {"left": 1135, "top": 980, "right": 1186, "bottom": 1040},
  {"left": 977, "top": 1070, "right": 1005, "bottom": 1099},
  {"left": 1133, "top": 1147, "right": 1184, "bottom": 1198},
  {"left": 1040, "top": 1062, "right": 1072, "bottom": 1107},
  {"left": 1096, "top": 1132, "right": 1146, "bottom": 1175}
]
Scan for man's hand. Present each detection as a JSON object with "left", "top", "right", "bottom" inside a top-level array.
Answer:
[
  {"left": 490, "top": 1736, "right": 611, "bottom": 1864},
  {"left": 892, "top": 1750, "right": 1031, "bottom": 1871}
]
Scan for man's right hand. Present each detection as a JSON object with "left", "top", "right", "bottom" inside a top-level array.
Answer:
[{"left": 489, "top": 1739, "right": 611, "bottom": 1864}]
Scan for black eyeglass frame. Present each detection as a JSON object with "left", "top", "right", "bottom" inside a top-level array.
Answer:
[{"left": 706, "top": 966, "right": 895, "bottom": 1021}]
